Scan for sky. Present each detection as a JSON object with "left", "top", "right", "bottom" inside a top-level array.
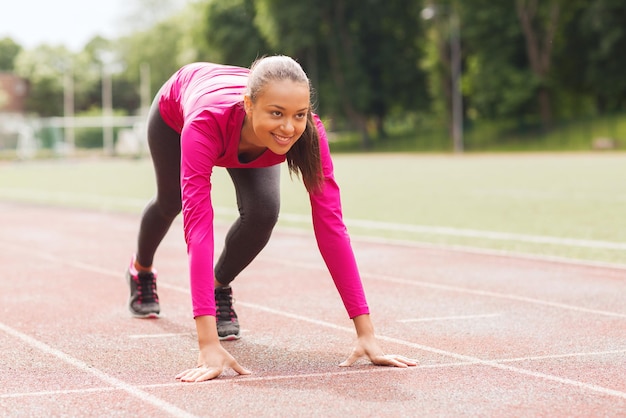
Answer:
[{"left": 0, "top": 0, "right": 186, "bottom": 52}]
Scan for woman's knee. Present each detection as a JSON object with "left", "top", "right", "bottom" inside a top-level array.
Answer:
[
  {"left": 244, "top": 200, "right": 279, "bottom": 230},
  {"left": 154, "top": 195, "right": 182, "bottom": 219}
]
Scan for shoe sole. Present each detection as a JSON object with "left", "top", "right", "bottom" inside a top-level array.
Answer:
[
  {"left": 218, "top": 334, "right": 241, "bottom": 341},
  {"left": 130, "top": 310, "right": 160, "bottom": 319},
  {"left": 127, "top": 294, "right": 160, "bottom": 319}
]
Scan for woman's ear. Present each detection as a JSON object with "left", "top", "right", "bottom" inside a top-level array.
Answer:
[{"left": 243, "top": 95, "right": 253, "bottom": 114}]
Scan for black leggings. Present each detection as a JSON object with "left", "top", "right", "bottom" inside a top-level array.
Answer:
[{"left": 135, "top": 97, "right": 280, "bottom": 285}]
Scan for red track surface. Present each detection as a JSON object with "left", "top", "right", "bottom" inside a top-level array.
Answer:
[{"left": 1, "top": 201, "right": 625, "bottom": 417}]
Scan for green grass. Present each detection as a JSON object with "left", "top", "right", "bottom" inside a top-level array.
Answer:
[
  {"left": 329, "top": 112, "right": 626, "bottom": 153},
  {"left": 1, "top": 152, "right": 625, "bottom": 266}
]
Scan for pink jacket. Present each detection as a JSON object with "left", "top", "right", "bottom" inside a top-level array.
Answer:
[{"left": 158, "top": 62, "right": 369, "bottom": 319}]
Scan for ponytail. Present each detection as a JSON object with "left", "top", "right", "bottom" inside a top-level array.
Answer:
[{"left": 286, "top": 111, "right": 323, "bottom": 193}]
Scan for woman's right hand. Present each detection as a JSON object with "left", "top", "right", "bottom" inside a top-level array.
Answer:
[
  {"left": 176, "top": 315, "right": 251, "bottom": 382},
  {"left": 175, "top": 342, "right": 251, "bottom": 382}
]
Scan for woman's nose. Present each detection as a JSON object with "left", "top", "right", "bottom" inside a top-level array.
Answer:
[{"left": 281, "top": 120, "right": 295, "bottom": 134}]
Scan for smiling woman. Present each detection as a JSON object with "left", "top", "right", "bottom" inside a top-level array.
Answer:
[{"left": 123, "top": 55, "right": 417, "bottom": 383}]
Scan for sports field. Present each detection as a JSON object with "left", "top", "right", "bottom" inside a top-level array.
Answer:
[{"left": 1, "top": 152, "right": 625, "bottom": 265}]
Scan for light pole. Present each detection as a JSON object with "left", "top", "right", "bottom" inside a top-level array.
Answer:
[
  {"left": 102, "top": 64, "right": 114, "bottom": 156},
  {"left": 63, "top": 64, "right": 75, "bottom": 155},
  {"left": 98, "top": 50, "right": 116, "bottom": 156},
  {"left": 422, "top": 5, "right": 464, "bottom": 153}
]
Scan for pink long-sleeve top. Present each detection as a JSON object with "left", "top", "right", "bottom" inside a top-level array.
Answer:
[{"left": 158, "top": 62, "right": 369, "bottom": 319}]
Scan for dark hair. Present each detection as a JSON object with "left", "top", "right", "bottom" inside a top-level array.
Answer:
[{"left": 247, "top": 56, "right": 323, "bottom": 192}]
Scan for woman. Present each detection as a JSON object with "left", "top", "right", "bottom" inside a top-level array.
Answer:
[{"left": 126, "top": 55, "right": 417, "bottom": 382}]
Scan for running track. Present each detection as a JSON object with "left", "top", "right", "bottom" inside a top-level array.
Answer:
[{"left": 1, "top": 201, "right": 625, "bottom": 417}]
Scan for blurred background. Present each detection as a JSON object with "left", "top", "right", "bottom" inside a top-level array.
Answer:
[{"left": 1, "top": 0, "right": 625, "bottom": 158}]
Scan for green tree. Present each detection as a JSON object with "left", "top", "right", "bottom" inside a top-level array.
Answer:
[
  {"left": 459, "top": 0, "right": 535, "bottom": 121},
  {"left": 13, "top": 45, "right": 74, "bottom": 116},
  {"left": 515, "top": 0, "right": 562, "bottom": 129},
  {"left": 73, "top": 36, "right": 117, "bottom": 113},
  {"left": 201, "top": 0, "right": 270, "bottom": 66},
  {"left": 556, "top": 0, "right": 626, "bottom": 113},
  {"left": 0, "top": 37, "right": 22, "bottom": 71},
  {"left": 354, "top": 0, "right": 427, "bottom": 139},
  {"left": 461, "top": 0, "right": 625, "bottom": 132}
]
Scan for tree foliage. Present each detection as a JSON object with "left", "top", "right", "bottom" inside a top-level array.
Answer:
[
  {"left": 13, "top": 45, "right": 73, "bottom": 116},
  {"left": 460, "top": 0, "right": 536, "bottom": 120},
  {"left": 0, "top": 38, "right": 22, "bottom": 71},
  {"left": 201, "top": 0, "right": 270, "bottom": 67}
]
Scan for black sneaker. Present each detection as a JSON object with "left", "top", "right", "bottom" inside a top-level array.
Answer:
[
  {"left": 215, "top": 286, "right": 240, "bottom": 340},
  {"left": 127, "top": 258, "right": 160, "bottom": 318}
]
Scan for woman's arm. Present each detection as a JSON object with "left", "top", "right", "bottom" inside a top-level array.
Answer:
[
  {"left": 308, "top": 117, "right": 369, "bottom": 318},
  {"left": 176, "top": 121, "right": 250, "bottom": 381},
  {"left": 308, "top": 117, "right": 417, "bottom": 368}
]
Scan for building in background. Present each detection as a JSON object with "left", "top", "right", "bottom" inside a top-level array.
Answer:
[
  {"left": 0, "top": 73, "right": 28, "bottom": 114},
  {"left": 0, "top": 73, "right": 34, "bottom": 158}
]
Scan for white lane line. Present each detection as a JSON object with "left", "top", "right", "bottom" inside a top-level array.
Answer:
[
  {"left": 129, "top": 333, "right": 191, "bottom": 339},
  {"left": 2, "top": 189, "right": 625, "bottom": 251},
  {"left": 366, "top": 272, "right": 626, "bottom": 319},
  {"left": 470, "top": 188, "right": 626, "bottom": 202},
  {"left": 270, "top": 258, "right": 626, "bottom": 319},
  {"left": 0, "top": 360, "right": 478, "bottom": 399},
  {"left": 494, "top": 349, "right": 626, "bottom": 363},
  {"left": 0, "top": 322, "right": 198, "bottom": 418},
  {"left": 278, "top": 213, "right": 626, "bottom": 251},
  {"left": 399, "top": 314, "right": 501, "bottom": 323},
  {"left": 0, "top": 387, "right": 121, "bottom": 399},
  {"left": 351, "top": 233, "right": 626, "bottom": 271}
]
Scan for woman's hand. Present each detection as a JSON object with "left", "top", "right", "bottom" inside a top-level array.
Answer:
[
  {"left": 340, "top": 314, "right": 418, "bottom": 368},
  {"left": 176, "top": 342, "right": 251, "bottom": 382},
  {"left": 340, "top": 334, "right": 418, "bottom": 368},
  {"left": 175, "top": 315, "right": 251, "bottom": 382}
]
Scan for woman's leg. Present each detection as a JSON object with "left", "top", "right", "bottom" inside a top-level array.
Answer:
[
  {"left": 135, "top": 97, "right": 182, "bottom": 268},
  {"left": 127, "top": 96, "right": 181, "bottom": 317},
  {"left": 213, "top": 165, "right": 280, "bottom": 339},
  {"left": 214, "top": 165, "right": 281, "bottom": 285}
]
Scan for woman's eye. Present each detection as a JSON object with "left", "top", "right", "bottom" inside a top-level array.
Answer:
[
  {"left": 296, "top": 113, "right": 306, "bottom": 119},
  {"left": 271, "top": 111, "right": 282, "bottom": 117}
]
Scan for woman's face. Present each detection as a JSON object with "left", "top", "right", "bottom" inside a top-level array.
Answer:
[{"left": 243, "top": 79, "right": 310, "bottom": 155}]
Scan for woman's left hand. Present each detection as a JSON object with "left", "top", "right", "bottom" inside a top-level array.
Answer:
[{"left": 339, "top": 335, "right": 418, "bottom": 368}]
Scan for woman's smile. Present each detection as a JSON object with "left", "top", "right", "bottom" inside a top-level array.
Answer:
[{"left": 271, "top": 132, "right": 294, "bottom": 145}]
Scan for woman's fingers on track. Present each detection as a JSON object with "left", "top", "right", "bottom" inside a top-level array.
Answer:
[
  {"left": 176, "top": 366, "right": 222, "bottom": 382},
  {"left": 230, "top": 361, "right": 252, "bottom": 376},
  {"left": 372, "top": 354, "right": 418, "bottom": 368},
  {"left": 175, "top": 362, "right": 252, "bottom": 382},
  {"left": 339, "top": 351, "right": 361, "bottom": 367},
  {"left": 390, "top": 354, "right": 419, "bottom": 367},
  {"left": 340, "top": 352, "right": 418, "bottom": 368}
]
